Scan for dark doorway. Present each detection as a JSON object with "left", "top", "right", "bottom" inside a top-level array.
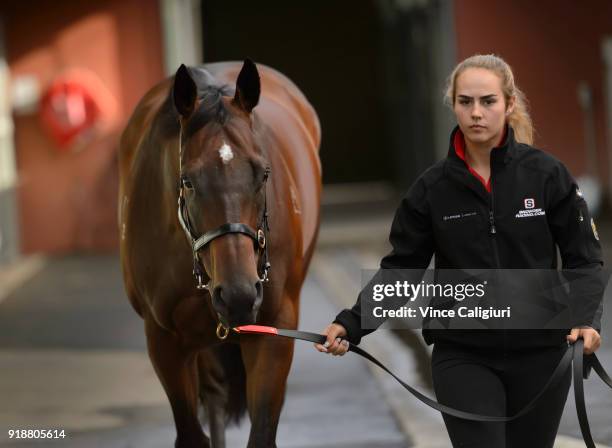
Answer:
[{"left": 201, "top": 1, "right": 391, "bottom": 185}]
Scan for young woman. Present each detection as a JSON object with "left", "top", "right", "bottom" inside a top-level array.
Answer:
[{"left": 314, "top": 54, "right": 604, "bottom": 447}]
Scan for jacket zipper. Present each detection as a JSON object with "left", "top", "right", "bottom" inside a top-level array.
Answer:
[
  {"left": 488, "top": 169, "right": 507, "bottom": 347},
  {"left": 488, "top": 173, "right": 501, "bottom": 268}
]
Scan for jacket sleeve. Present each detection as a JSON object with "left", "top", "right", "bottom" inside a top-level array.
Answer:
[
  {"left": 546, "top": 163, "right": 606, "bottom": 331},
  {"left": 333, "top": 178, "right": 435, "bottom": 344}
]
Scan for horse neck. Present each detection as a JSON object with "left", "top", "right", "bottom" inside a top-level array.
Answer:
[
  {"left": 134, "top": 127, "right": 181, "bottom": 231},
  {"left": 161, "top": 138, "right": 182, "bottom": 226}
]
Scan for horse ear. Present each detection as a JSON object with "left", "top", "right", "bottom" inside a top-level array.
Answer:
[
  {"left": 173, "top": 64, "right": 197, "bottom": 118},
  {"left": 233, "top": 58, "right": 260, "bottom": 113}
]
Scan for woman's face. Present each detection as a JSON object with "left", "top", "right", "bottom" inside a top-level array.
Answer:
[{"left": 453, "top": 67, "right": 514, "bottom": 149}]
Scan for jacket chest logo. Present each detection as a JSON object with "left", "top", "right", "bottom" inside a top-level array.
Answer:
[
  {"left": 443, "top": 211, "right": 477, "bottom": 222},
  {"left": 516, "top": 197, "right": 545, "bottom": 218}
]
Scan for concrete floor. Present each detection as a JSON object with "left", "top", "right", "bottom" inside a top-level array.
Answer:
[
  {"left": 1, "top": 209, "right": 612, "bottom": 447},
  {"left": 0, "top": 255, "right": 408, "bottom": 448}
]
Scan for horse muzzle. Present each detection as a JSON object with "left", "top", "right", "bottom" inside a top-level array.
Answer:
[{"left": 211, "top": 279, "right": 263, "bottom": 328}]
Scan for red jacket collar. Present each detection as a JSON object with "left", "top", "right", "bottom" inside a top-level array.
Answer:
[{"left": 452, "top": 126, "right": 508, "bottom": 193}]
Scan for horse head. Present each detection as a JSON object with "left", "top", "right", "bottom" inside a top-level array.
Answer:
[{"left": 173, "top": 60, "right": 269, "bottom": 329}]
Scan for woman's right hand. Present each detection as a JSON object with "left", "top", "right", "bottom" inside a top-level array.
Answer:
[{"left": 314, "top": 323, "right": 349, "bottom": 356}]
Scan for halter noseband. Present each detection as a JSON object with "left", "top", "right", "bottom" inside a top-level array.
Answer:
[{"left": 176, "top": 131, "right": 271, "bottom": 291}]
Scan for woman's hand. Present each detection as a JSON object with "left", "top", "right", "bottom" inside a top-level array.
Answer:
[
  {"left": 567, "top": 327, "right": 601, "bottom": 355},
  {"left": 314, "top": 323, "right": 349, "bottom": 356}
]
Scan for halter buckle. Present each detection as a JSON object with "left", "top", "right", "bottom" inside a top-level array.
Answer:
[
  {"left": 257, "top": 228, "right": 266, "bottom": 249},
  {"left": 260, "top": 261, "right": 271, "bottom": 283},
  {"left": 193, "top": 256, "right": 209, "bottom": 290},
  {"left": 195, "top": 273, "right": 209, "bottom": 290},
  {"left": 216, "top": 322, "right": 230, "bottom": 340}
]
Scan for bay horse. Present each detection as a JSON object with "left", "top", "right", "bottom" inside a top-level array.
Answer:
[{"left": 118, "top": 60, "right": 321, "bottom": 447}]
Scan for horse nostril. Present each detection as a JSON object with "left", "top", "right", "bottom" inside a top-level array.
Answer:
[
  {"left": 253, "top": 280, "right": 263, "bottom": 313},
  {"left": 213, "top": 285, "right": 222, "bottom": 299},
  {"left": 212, "top": 286, "right": 226, "bottom": 309}
]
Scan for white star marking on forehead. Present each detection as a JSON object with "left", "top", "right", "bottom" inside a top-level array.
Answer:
[{"left": 218, "top": 142, "right": 234, "bottom": 164}]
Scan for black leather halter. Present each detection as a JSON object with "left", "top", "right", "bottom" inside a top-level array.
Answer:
[{"left": 176, "top": 132, "right": 271, "bottom": 291}]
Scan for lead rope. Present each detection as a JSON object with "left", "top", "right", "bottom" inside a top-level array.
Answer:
[
  {"left": 573, "top": 339, "right": 612, "bottom": 447},
  {"left": 233, "top": 325, "right": 612, "bottom": 446}
]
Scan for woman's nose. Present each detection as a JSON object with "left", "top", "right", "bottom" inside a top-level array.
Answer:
[{"left": 471, "top": 104, "right": 483, "bottom": 118}]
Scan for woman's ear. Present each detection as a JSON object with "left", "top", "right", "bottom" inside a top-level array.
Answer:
[{"left": 506, "top": 96, "right": 516, "bottom": 116}]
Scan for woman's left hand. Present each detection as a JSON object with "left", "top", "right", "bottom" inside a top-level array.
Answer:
[{"left": 566, "top": 327, "right": 601, "bottom": 355}]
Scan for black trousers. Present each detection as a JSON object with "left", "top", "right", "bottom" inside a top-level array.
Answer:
[{"left": 431, "top": 341, "right": 572, "bottom": 448}]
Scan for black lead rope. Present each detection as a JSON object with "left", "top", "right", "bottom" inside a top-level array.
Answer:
[
  {"left": 235, "top": 326, "right": 612, "bottom": 447},
  {"left": 573, "top": 340, "right": 612, "bottom": 448}
]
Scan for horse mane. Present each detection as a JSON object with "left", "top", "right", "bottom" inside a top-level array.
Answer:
[
  {"left": 184, "top": 83, "right": 233, "bottom": 138},
  {"left": 156, "top": 66, "right": 234, "bottom": 140}
]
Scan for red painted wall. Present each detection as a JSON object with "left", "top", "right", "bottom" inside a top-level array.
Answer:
[
  {"left": 4, "top": 0, "right": 164, "bottom": 253},
  {"left": 454, "top": 0, "right": 612, "bottom": 184}
]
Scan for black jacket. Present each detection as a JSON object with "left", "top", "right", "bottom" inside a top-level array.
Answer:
[{"left": 335, "top": 125, "right": 604, "bottom": 349}]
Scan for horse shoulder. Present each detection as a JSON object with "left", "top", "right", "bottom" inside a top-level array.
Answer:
[
  {"left": 256, "top": 109, "right": 320, "bottom": 263},
  {"left": 119, "top": 79, "right": 176, "bottom": 312}
]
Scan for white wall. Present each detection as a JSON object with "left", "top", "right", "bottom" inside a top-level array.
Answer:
[
  {"left": 0, "top": 18, "right": 19, "bottom": 263},
  {"left": 160, "top": 0, "right": 203, "bottom": 75}
]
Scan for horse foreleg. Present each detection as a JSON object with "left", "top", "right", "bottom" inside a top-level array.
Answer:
[
  {"left": 198, "top": 349, "right": 227, "bottom": 448},
  {"left": 145, "top": 317, "right": 210, "bottom": 448},
  {"left": 240, "top": 331, "right": 295, "bottom": 448},
  {"left": 205, "top": 395, "right": 226, "bottom": 448}
]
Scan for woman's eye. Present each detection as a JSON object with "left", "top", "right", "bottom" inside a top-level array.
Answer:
[{"left": 459, "top": 99, "right": 470, "bottom": 105}]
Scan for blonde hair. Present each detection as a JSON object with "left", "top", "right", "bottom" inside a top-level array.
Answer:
[{"left": 444, "top": 54, "right": 534, "bottom": 145}]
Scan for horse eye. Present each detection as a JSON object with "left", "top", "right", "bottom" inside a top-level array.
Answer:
[{"left": 182, "top": 177, "right": 194, "bottom": 190}]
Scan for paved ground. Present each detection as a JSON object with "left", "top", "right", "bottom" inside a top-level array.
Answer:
[
  {"left": 1, "top": 210, "right": 612, "bottom": 447},
  {"left": 315, "top": 243, "right": 612, "bottom": 448},
  {"left": 0, "top": 255, "right": 408, "bottom": 448}
]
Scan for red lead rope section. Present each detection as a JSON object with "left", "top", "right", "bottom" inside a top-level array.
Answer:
[
  {"left": 233, "top": 325, "right": 279, "bottom": 335},
  {"left": 233, "top": 325, "right": 612, "bottom": 448}
]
